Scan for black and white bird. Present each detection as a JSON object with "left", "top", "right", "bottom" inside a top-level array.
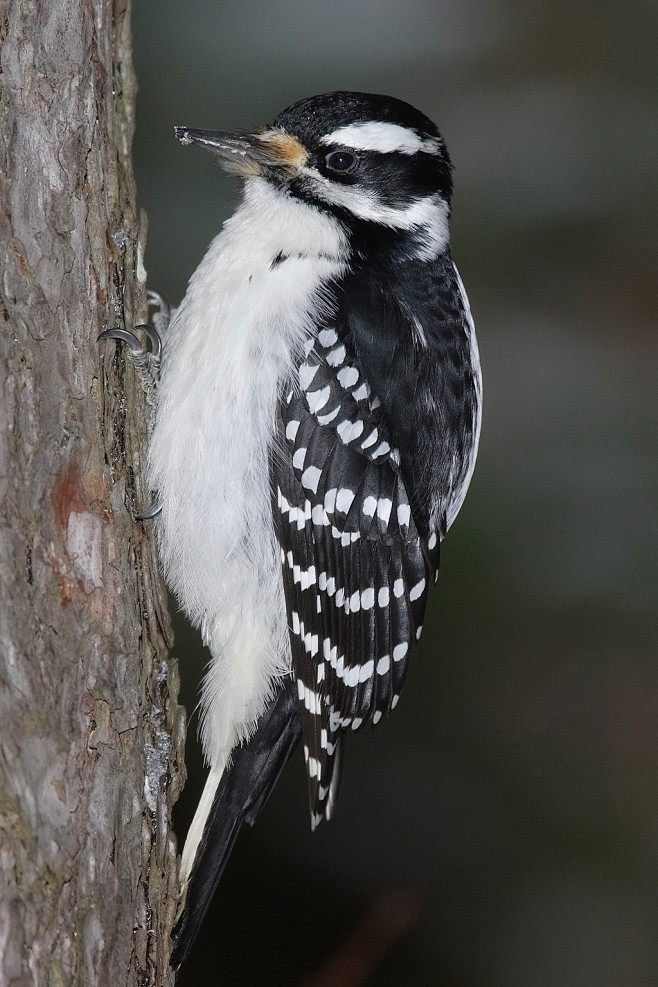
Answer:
[{"left": 146, "top": 91, "right": 481, "bottom": 964}]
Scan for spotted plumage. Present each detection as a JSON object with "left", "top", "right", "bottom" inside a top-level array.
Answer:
[
  {"left": 271, "top": 246, "right": 475, "bottom": 826},
  {"left": 143, "top": 91, "right": 481, "bottom": 966}
]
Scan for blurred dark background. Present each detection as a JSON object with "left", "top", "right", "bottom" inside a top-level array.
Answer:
[{"left": 132, "top": 1, "right": 658, "bottom": 984}]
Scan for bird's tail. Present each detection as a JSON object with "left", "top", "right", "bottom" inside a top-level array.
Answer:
[{"left": 171, "top": 678, "right": 301, "bottom": 968}]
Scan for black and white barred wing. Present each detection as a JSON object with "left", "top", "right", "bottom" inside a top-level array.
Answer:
[{"left": 271, "top": 327, "right": 440, "bottom": 828}]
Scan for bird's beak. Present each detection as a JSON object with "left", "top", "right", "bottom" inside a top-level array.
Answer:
[{"left": 174, "top": 126, "right": 308, "bottom": 177}]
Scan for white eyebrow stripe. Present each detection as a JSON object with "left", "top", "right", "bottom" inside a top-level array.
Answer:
[{"left": 321, "top": 121, "right": 441, "bottom": 156}]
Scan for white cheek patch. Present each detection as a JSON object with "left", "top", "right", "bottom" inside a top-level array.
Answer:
[
  {"left": 301, "top": 172, "right": 451, "bottom": 260},
  {"left": 321, "top": 120, "right": 441, "bottom": 156}
]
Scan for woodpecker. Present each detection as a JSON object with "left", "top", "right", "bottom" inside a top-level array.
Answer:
[{"left": 112, "top": 91, "right": 481, "bottom": 965}]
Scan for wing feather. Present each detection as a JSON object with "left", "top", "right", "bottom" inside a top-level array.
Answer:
[{"left": 272, "top": 321, "right": 438, "bottom": 824}]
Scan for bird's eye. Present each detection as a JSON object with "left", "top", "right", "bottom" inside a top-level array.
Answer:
[{"left": 325, "top": 150, "right": 357, "bottom": 173}]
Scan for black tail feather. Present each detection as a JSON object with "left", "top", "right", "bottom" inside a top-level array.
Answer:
[{"left": 171, "top": 678, "right": 301, "bottom": 968}]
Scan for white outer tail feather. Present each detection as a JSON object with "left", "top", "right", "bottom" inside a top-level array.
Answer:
[{"left": 179, "top": 760, "right": 226, "bottom": 896}]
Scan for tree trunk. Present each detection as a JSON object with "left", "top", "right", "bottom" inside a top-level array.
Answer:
[{"left": 0, "top": 1, "right": 184, "bottom": 984}]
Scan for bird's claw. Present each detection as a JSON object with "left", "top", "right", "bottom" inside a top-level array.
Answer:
[
  {"left": 99, "top": 324, "right": 162, "bottom": 392},
  {"left": 99, "top": 323, "right": 162, "bottom": 360},
  {"left": 98, "top": 326, "right": 145, "bottom": 352},
  {"left": 135, "top": 499, "right": 163, "bottom": 521},
  {"left": 99, "top": 286, "right": 172, "bottom": 388},
  {"left": 99, "top": 293, "right": 172, "bottom": 521}
]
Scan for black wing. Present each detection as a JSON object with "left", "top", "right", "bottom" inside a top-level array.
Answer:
[{"left": 271, "top": 318, "right": 440, "bottom": 828}]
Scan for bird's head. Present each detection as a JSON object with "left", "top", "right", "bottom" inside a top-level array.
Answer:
[{"left": 175, "top": 91, "right": 454, "bottom": 259}]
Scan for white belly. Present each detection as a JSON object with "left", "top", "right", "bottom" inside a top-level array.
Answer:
[{"left": 147, "top": 179, "right": 348, "bottom": 764}]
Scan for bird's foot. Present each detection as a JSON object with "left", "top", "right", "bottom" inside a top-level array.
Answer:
[
  {"left": 99, "top": 289, "right": 171, "bottom": 392},
  {"left": 147, "top": 287, "right": 173, "bottom": 338},
  {"left": 99, "top": 290, "right": 171, "bottom": 521},
  {"left": 99, "top": 321, "right": 162, "bottom": 391}
]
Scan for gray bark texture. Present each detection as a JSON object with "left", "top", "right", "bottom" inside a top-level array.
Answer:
[{"left": 0, "top": 0, "right": 185, "bottom": 984}]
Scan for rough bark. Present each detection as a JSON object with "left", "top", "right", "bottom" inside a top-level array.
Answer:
[{"left": 0, "top": 1, "right": 184, "bottom": 984}]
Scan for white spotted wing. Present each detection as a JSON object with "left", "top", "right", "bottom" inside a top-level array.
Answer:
[{"left": 272, "top": 325, "right": 440, "bottom": 826}]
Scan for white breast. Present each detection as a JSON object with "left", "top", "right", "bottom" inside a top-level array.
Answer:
[{"left": 148, "top": 178, "right": 348, "bottom": 765}]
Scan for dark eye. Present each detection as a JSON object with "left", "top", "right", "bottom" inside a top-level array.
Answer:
[{"left": 325, "top": 150, "right": 357, "bottom": 173}]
